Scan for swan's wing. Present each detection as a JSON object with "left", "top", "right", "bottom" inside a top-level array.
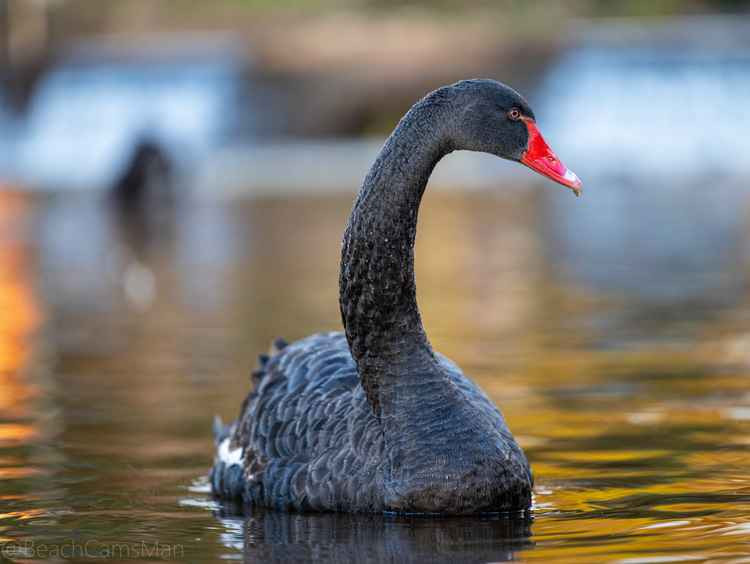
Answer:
[
  {"left": 212, "top": 331, "right": 384, "bottom": 510},
  {"left": 237, "top": 332, "right": 360, "bottom": 459}
]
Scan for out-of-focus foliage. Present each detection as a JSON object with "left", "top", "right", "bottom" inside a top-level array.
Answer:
[{"left": 221, "top": 0, "right": 749, "bottom": 14}]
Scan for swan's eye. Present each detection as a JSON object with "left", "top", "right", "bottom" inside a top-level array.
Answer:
[{"left": 508, "top": 108, "right": 522, "bottom": 121}]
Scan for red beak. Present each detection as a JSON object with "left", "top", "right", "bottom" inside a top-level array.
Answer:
[{"left": 520, "top": 118, "right": 582, "bottom": 196}]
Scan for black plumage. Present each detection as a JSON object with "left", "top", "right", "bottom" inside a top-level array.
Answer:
[{"left": 211, "top": 79, "right": 541, "bottom": 513}]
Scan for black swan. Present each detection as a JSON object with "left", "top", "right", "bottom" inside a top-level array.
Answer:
[{"left": 211, "top": 79, "right": 581, "bottom": 514}]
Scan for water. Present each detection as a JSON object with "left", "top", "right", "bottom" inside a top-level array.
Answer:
[{"left": 1, "top": 185, "right": 749, "bottom": 562}]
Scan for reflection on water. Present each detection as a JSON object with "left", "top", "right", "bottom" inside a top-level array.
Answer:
[
  {"left": 213, "top": 505, "right": 532, "bottom": 563},
  {"left": 0, "top": 186, "right": 749, "bottom": 562},
  {"left": 538, "top": 38, "right": 750, "bottom": 309}
]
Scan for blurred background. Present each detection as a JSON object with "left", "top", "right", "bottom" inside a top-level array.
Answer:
[{"left": 2, "top": 1, "right": 750, "bottom": 562}]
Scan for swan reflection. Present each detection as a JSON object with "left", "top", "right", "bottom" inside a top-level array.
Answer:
[{"left": 214, "top": 503, "right": 533, "bottom": 563}]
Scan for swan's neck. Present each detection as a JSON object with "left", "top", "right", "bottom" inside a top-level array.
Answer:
[{"left": 339, "top": 98, "right": 453, "bottom": 413}]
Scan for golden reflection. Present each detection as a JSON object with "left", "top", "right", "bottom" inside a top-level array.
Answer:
[
  {"left": 0, "top": 193, "right": 51, "bottom": 532},
  {"left": 0, "top": 192, "right": 42, "bottom": 427},
  {"left": 0, "top": 423, "right": 37, "bottom": 445},
  {"left": 417, "top": 189, "right": 543, "bottom": 367},
  {"left": 0, "top": 466, "right": 42, "bottom": 480},
  {"left": 0, "top": 509, "right": 47, "bottom": 521},
  {"left": 0, "top": 194, "right": 39, "bottom": 372}
]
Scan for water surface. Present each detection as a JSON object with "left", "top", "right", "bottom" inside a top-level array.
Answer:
[{"left": 1, "top": 186, "right": 749, "bottom": 562}]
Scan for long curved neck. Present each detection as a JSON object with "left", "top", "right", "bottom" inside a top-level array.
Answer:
[{"left": 339, "top": 96, "right": 453, "bottom": 413}]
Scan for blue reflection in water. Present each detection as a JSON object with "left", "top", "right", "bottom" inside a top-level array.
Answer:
[{"left": 537, "top": 44, "right": 750, "bottom": 307}]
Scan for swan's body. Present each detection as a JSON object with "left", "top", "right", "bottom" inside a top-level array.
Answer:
[
  {"left": 212, "top": 332, "right": 530, "bottom": 512},
  {"left": 210, "top": 79, "right": 581, "bottom": 514}
]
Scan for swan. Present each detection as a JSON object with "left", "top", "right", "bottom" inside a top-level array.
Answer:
[{"left": 210, "top": 79, "right": 581, "bottom": 514}]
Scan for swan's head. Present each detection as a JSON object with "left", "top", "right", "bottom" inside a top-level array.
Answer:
[{"left": 444, "top": 79, "right": 582, "bottom": 196}]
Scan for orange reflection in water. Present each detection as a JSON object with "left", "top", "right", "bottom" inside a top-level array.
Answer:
[{"left": 0, "top": 192, "right": 41, "bottom": 420}]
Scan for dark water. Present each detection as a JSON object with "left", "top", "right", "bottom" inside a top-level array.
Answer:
[{"left": 1, "top": 185, "right": 750, "bottom": 562}]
